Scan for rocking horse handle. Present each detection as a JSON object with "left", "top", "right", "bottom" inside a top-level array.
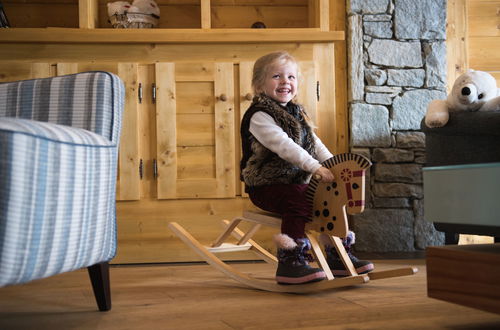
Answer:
[{"left": 313, "top": 174, "right": 322, "bottom": 180}]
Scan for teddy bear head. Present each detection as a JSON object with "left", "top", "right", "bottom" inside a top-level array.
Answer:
[{"left": 447, "top": 70, "right": 500, "bottom": 112}]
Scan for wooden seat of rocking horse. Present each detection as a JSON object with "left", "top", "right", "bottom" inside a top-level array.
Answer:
[{"left": 168, "top": 153, "right": 417, "bottom": 293}]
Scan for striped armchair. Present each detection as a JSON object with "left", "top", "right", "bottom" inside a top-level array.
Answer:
[{"left": 0, "top": 71, "right": 125, "bottom": 311}]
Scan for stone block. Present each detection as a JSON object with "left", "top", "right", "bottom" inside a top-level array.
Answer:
[
  {"left": 368, "top": 39, "right": 422, "bottom": 68},
  {"left": 366, "top": 93, "right": 393, "bottom": 105},
  {"left": 372, "top": 197, "right": 411, "bottom": 208},
  {"left": 365, "top": 69, "right": 387, "bottom": 86},
  {"left": 372, "top": 148, "right": 414, "bottom": 163},
  {"left": 374, "top": 163, "right": 422, "bottom": 183},
  {"left": 394, "top": 0, "right": 446, "bottom": 39},
  {"left": 348, "top": 15, "right": 365, "bottom": 102},
  {"left": 364, "top": 21, "right": 393, "bottom": 38},
  {"left": 352, "top": 208, "right": 415, "bottom": 252},
  {"left": 387, "top": 69, "right": 425, "bottom": 87},
  {"left": 396, "top": 132, "right": 425, "bottom": 148},
  {"left": 424, "top": 41, "right": 447, "bottom": 88},
  {"left": 373, "top": 183, "right": 423, "bottom": 198},
  {"left": 350, "top": 103, "right": 391, "bottom": 147},
  {"left": 392, "top": 89, "right": 446, "bottom": 130},
  {"left": 348, "top": 0, "right": 390, "bottom": 14}
]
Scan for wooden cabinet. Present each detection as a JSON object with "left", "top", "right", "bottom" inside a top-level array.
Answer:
[
  {"left": 0, "top": 0, "right": 348, "bottom": 263},
  {"left": 2, "top": 0, "right": 329, "bottom": 30}
]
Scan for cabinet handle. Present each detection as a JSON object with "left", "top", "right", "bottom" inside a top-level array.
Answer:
[
  {"left": 316, "top": 81, "right": 320, "bottom": 101},
  {"left": 138, "top": 83, "right": 143, "bottom": 104},
  {"left": 152, "top": 83, "right": 156, "bottom": 104},
  {"left": 245, "top": 93, "right": 252, "bottom": 101},
  {"left": 153, "top": 159, "right": 158, "bottom": 179},
  {"left": 219, "top": 94, "right": 227, "bottom": 102},
  {"left": 139, "top": 159, "right": 143, "bottom": 180}
]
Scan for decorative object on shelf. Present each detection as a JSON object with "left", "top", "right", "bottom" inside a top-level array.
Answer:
[
  {"left": 0, "top": 1, "right": 10, "bottom": 28},
  {"left": 425, "top": 70, "right": 500, "bottom": 128},
  {"left": 107, "top": 0, "right": 160, "bottom": 29},
  {"left": 251, "top": 21, "right": 266, "bottom": 28}
]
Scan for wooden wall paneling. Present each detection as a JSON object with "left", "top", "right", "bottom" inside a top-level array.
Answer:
[
  {"left": 0, "top": 43, "right": 316, "bottom": 65},
  {"left": 309, "top": 0, "right": 329, "bottom": 30},
  {"left": 214, "top": 62, "right": 236, "bottom": 197},
  {"left": 238, "top": 61, "right": 254, "bottom": 198},
  {"left": 468, "top": 37, "right": 500, "bottom": 71},
  {"left": 210, "top": 5, "right": 308, "bottom": 28},
  {"left": 114, "top": 197, "right": 272, "bottom": 263},
  {"left": 156, "top": 62, "right": 178, "bottom": 199},
  {"left": 56, "top": 63, "right": 78, "bottom": 76},
  {"left": 31, "top": 63, "right": 53, "bottom": 79},
  {"left": 0, "top": 63, "right": 33, "bottom": 82},
  {"left": 313, "top": 43, "right": 339, "bottom": 153},
  {"left": 79, "top": 0, "right": 98, "bottom": 28},
  {"left": 329, "top": 0, "right": 348, "bottom": 153},
  {"left": 201, "top": 0, "right": 211, "bottom": 29},
  {"left": 2, "top": 1, "right": 79, "bottom": 28},
  {"left": 298, "top": 61, "right": 318, "bottom": 124},
  {"left": 117, "top": 63, "right": 141, "bottom": 201},
  {"left": 467, "top": 0, "right": 500, "bottom": 37},
  {"left": 447, "top": 0, "right": 468, "bottom": 91}
]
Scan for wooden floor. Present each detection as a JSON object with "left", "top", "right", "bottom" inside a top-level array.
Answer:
[{"left": 1, "top": 258, "right": 500, "bottom": 330}]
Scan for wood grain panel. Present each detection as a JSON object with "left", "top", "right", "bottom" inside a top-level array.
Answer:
[
  {"left": 176, "top": 82, "right": 214, "bottom": 114},
  {"left": 117, "top": 63, "right": 141, "bottom": 201},
  {"left": 214, "top": 62, "right": 236, "bottom": 197},
  {"left": 0, "top": 62, "right": 34, "bottom": 82},
  {"left": 177, "top": 146, "right": 215, "bottom": 179},
  {"left": 468, "top": 37, "right": 500, "bottom": 71},
  {"left": 177, "top": 113, "right": 215, "bottom": 146},
  {"left": 155, "top": 62, "right": 177, "bottom": 199}
]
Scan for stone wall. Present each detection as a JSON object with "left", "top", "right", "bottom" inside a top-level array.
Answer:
[{"left": 347, "top": 0, "right": 447, "bottom": 252}]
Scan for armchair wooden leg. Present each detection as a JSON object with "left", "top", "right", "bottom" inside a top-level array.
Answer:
[{"left": 87, "top": 262, "right": 111, "bottom": 312}]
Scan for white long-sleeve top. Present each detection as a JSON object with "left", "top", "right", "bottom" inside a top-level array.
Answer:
[{"left": 248, "top": 111, "right": 333, "bottom": 174}]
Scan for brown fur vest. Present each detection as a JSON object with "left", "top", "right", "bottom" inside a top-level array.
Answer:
[{"left": 240, "top": 94, "right": 316, "bottom": 190}]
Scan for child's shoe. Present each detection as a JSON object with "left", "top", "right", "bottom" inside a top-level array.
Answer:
[
  {"left": 274, "top": 234, "right": 326, "bottom": 285},
  {"left": 324, "top": 231, "right": 374, "bottom": 277}
]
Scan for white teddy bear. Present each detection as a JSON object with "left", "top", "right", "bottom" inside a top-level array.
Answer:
[{"left": 425, "top": 70, "right": 500, "bottom": 128}]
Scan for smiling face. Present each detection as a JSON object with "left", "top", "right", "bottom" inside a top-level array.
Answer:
[{"left": 262, "top": 60, "right": 298, "bottom": 106}]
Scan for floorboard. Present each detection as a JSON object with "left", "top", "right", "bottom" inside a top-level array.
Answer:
[{"left": 1, "top": 259, "right": 499, "bottom": 329}]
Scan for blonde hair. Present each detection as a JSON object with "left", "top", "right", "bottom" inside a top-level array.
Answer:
[{"left": 252, "top": 51, "right": 299, "bottom": 96}]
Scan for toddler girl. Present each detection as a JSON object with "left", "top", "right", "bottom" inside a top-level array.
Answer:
[{"left": 240, "top": 51, "right": 373, "bottom": 285}]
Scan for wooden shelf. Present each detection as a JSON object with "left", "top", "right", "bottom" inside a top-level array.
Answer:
[{"left": 0, "top": 28, "right": 344, "bottom": 44}]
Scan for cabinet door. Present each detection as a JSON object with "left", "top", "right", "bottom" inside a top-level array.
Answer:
[
  {"left": 48, "top": 62, "right": 141, "bottom": 201},
  {"left": 156, "top": 62, "right": 236, "bottom": 199}
]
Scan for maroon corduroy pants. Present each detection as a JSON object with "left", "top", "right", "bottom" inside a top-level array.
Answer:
[{"left": 248, "top": 184, "right": 311, "bottom": 240}]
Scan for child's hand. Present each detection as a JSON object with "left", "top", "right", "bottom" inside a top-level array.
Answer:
[{"left": 313, "top": 166, "right": 335, "bottom": 183}]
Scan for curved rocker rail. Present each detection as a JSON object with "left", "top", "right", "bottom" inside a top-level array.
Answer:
[{"left": 168, "top": 222, "right": 370, "bottom": 293}]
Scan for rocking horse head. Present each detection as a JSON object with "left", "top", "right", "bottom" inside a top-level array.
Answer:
[{"left": 305, "top": 153, "right": 372, "bottom": 238}]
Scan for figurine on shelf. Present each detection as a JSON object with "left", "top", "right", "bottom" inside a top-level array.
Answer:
[
  {"left": 127, "top": 0, "right": 160, "bottom": 28},
  {"left": 107, "top": 1, "right": 132, "bottom": 28},
  {"left": 107, "top": 0, "right": 160, "bottom": 29}
]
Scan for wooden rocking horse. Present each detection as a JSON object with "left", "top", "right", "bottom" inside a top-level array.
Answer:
[{"left": 168, "top": 153, "right": 417, "bottom": 293}]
